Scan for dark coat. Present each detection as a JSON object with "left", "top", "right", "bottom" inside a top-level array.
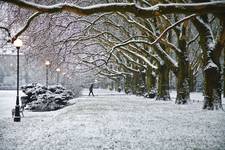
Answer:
[{"left": 89, "top": 84, "right": 94, "bottom": 92}]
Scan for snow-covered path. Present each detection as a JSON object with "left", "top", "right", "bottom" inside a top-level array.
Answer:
[{"left": 0, "top": 89, "right": 225, "bottom": 150}]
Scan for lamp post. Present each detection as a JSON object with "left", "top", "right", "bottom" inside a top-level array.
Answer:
[
  {"left": 13, "top": 38, "right": 22, "bottom": 122},
  {"left": 56, "top": 68, "right": 60, "bottom": 85},
  {"left": 45, "top": 60, "right": 50, "bottom": 87},
  {"left": 62, "top": 72, "right": 66, "bottom": 85}
]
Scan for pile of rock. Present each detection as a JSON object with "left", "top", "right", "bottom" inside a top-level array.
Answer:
[{"left": 21, "top": 83, "right": 74, "bottom": 111}]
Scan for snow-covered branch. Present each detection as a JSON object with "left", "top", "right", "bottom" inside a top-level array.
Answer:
[
  {"left": 2, "top": 0, "right": 225, "bottom": 18},
  {"left": 112, "top": 43, "right": 158, "bottom": 70},
  {"left": 12, "top": 12, "right": 42, "bottom": 42},
  {"left": 111, "top": 53, "right": 140, "bottom": 73},
  {"left": 117, "top": 12, "right": 182, "bottom": 54},
  {"left": 150, "top": 14, "right": 196, "bottom": 45},
  {"left": 0, "top": 26, "right": 11, "bottom": 39}
]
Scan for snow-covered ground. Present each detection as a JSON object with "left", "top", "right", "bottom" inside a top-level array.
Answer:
[
  {"left": 0, "top": 90, "right": 25, "bottom": 119},
  {"left": 0, "top": 89, "right": 225, "bottom": 150}
]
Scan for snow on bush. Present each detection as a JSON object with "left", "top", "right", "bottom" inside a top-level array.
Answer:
[
  {"left": 21, "top": 83, "right": 75, "bottom": 111},
  {"left": 144, "top": 88, "right": 156, "bottom": 98}
]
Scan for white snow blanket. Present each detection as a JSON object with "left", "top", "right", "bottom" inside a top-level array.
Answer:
[{"left": 0, "top": 89, "right": 225, "bottom": 150}]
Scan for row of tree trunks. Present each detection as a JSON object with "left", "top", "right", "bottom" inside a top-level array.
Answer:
[{"left": 124, "top": 71, "right": 143, "bottom": 95}]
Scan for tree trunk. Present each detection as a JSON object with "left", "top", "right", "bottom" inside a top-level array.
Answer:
[
  {"left": 146, "top": 66, "right": 156, "bottom": 93},
  {"left": 175, "top": 61, "right": 190, "bottom": 104},
  {"left": 109, "top": 80, "right": 114, "bottom": 90},
  {"left": 156, "top": 64, "right": 170, "bottom": 100},
  {"left": 131, "top": 71, "right": 139, "bottom": 94},
  {"left": 124, "top": 75, "right": 132, "bottom": 94},
  {"left": 189, "top": 68, "right": 196, "bottom": 92},
  {"left": 224, "top": 48, "right": 225, "bottom": 97},
  {"left": 175, "top": 42, "right": 190, "bottom": 104},
  {"left": 202, "top": 64, "right": 222, "bottom": 110},
  {"left": 192, "top": 15, "right": 225, "bottom": 110},
  {"left": 114, "top": 79, "right": 120, "bottom": 92}
]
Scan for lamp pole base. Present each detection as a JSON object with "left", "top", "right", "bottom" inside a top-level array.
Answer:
[{"left": 14, "top": 105, "right": 21, "bottom": 122}]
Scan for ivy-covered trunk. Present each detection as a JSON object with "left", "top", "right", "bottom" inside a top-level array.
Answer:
[{"left": 156, "top": 64, "right": 170, "bottom": 101}]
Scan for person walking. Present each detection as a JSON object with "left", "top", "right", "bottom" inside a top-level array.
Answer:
[{"left": 89, "top": 83, "right": 94, "bottom": 96}]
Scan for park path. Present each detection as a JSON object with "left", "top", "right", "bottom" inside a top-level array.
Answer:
[{"left": 0, "top": 89, "right": 225, "bottom": 150}]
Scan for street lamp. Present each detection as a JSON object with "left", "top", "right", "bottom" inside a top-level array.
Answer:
[
  {"left": 45, "top": 60, "right": 50, "bottom": 87},
  {"left": 13, "top": 38, "right": 22, "bottom": 122},
  {"left": 56, "top": 68, "right": 60, "bottom": 85},
  {"left": 61, "top": 72, "right": 66, "bottom": 85}
]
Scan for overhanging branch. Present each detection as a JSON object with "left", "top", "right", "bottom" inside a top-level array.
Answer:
[
  {"left": 2, "top": 0, "right": 225, "bottom": 18},
  {"left": 12, "top": 12, "right": 42, "bottom": 42}
]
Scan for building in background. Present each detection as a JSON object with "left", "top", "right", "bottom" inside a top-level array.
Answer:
[{"left": 0, "top": 45, "right": 27, "bottom": 89}]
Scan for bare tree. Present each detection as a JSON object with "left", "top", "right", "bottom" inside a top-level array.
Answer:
[{"left": 1, "top": 0, "right": 225, "bottom": 110}]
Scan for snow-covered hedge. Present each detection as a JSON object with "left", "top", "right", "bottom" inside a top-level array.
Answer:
[{"left": 21, "top": 83, "right": 74, "bottom": 111}]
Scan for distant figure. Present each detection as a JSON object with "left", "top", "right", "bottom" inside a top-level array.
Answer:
[{"left": 89, "top": 84, "right": 94, "bottom": 96}]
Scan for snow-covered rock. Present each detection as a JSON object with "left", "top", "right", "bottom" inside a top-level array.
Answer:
[{"left": 21, "top": 83, "right": 74, "bottom": 111}]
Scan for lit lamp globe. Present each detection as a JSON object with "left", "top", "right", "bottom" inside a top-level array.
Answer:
[
  {"left": 45, "top": 60, "right": 50, "bottom": 66},
  {"left": 56, "top": 68, "right": 60, "bottom": 72},
  {"left": 13, "top": 38, "right": 23, "bottom": 48}
]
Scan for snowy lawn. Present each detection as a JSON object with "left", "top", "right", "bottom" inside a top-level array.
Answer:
[{"left": 0, "top": 89, "right": 225, "bottom": 150}]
